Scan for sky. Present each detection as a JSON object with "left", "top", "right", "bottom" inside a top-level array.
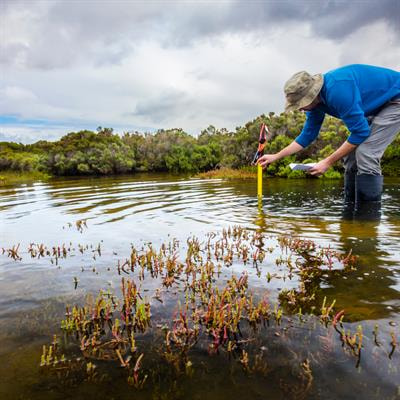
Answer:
[{"left": 1, "top": 0, "right": 399, "bottom": 143}]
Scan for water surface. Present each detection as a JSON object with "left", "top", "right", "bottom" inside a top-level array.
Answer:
[{"left": 0, "top": 174, "right": 399, "bottom": 399}]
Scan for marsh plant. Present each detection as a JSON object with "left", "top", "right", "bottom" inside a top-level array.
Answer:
[{"left": 2, "top": 226, "right": 397, "bottom": 394}]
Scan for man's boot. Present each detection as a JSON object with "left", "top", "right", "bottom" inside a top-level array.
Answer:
[
  {"left": 342, "top": 171, "right": 356, "bottom": 219},
  {"left": 354, "top": 174, "right": 383, "bottom": 220}
]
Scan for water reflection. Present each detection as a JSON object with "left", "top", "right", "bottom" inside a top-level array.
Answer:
[
  {"left": 252, "top": 191, "right": 400, "bottom": 321},
  {"left": 330, "top": 217, "right": 400, "bottom": 320},
  {"left": 0, "top": 174, "right": 399, "bottom": 399},
  {"left": 1, "top": 174, "right": 399, "bottom": 322}
]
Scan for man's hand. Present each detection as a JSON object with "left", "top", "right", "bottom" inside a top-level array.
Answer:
[
  {"left": 309, "top": 141, "right": 357, "bottom": 176},
  {"left": 255, "top": 141, "right": 304, "bottom": 169},
  {"left": 309, "top": 159, "right": 333, "bottom": 176},
  {"left": 257, "top": 154, "right": 279, "bottom": 169}
]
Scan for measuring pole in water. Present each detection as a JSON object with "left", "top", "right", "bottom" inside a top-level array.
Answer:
[
  {"left": 252, "top": 123, "right": 269, "bottom": 198},
  {"left": 257, "top": 163, "right": 263, "bottom": 197}
]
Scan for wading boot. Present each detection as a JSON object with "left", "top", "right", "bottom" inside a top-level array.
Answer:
[
  {"left": 342, "top": 172, "right": 356, "bottom": 220},
  {"left": 354, "top": 174, "right": 383, "bottom": 221}
]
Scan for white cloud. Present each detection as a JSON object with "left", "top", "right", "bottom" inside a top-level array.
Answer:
[
  {"left": 339, "top": 21, "right": 400, "bottom": 67},
  {"left": 1, "top": 86, "right": 37, "bottom": 101},
  {"left": 0, "top": 124, "right": 81, "bottom": 144}
]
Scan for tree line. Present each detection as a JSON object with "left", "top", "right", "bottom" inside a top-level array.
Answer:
[{"left": 1, "top": 112, "right": 399, "bottom": 178}]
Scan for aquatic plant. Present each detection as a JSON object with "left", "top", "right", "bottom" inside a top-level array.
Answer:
[
  {"left": 33, "top": 224, "right": 399, "bottom": 392},
  {"left": 389, "top": 331, "right": 397, "bottom": 359},
  {"left": 5, "top": 244, "right": 22, "bottom": 261},
  {"left": 127, "top": 353, "right": 148, "bottom": 388}
]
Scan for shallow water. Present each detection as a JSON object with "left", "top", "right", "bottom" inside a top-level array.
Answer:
[{"left": 0, "top": 174, "right": 399, "bottom": 400}]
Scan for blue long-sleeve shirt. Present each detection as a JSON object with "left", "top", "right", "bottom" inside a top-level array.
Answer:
[{"left": 295, "top": 64, "right": 400, "bottom": 147}]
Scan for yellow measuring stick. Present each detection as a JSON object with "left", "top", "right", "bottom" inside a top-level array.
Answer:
[
  {"left": 253, "top": 123, "right": 268, "bottom": 199},
  {"left": 257, "top": 163, "right": 263, "bottom": 197}
]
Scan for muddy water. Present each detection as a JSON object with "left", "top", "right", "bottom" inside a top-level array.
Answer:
[{"left": 0, "top": 174, "right": 399, "bottom": 400}]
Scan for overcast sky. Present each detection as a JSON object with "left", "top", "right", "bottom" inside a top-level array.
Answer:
[{"left": 1, "top": 0, "right": 399, "bottom": 143}]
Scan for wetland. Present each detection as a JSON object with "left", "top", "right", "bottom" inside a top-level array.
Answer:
[{"left": 0, "top": 174, "right": 399, "bottom": 400}]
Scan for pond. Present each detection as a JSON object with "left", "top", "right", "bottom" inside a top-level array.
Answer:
[{"left": 0, "top": 174, "right": 399, "bottom": 400}]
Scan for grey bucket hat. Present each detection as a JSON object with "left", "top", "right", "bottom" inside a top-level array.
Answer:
[{"left": 284, "top": 71, "right": 324, "bottom": 112}]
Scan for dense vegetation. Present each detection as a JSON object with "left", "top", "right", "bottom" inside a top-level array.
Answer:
[{"left": 1, "top": 112, "right": 399, "bottom": 179}]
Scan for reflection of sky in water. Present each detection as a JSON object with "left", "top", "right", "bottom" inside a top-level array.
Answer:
[
  {"left": 0, "top": 174, "right": 399, "bottom": 399},
  {"left": 1, "top": 174, "right": 399, "bottom": 318}
]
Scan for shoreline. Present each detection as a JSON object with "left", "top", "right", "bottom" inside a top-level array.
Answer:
[{"left": 0, "top": 171, "right": 51, "bottom": 186}]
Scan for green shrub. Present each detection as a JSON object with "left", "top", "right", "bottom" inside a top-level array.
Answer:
[{"left": 0, "top": 116, "right": 398, "bottom": 179}]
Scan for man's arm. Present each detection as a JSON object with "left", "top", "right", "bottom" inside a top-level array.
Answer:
[
  {"left": 295, "top": 109, "right": 325, "bottom": 148},
  {"left": 309, "top": 80, "right": 367, "bottom": 176},
  {"left": 309, "top": 141, "right": 356, "bottom": 176},
  {"left": 258, "top": 108, "right": 325, "bottom": 168},
  {"left": 258, "top": 141, "right": 304, "bottom": 168}
]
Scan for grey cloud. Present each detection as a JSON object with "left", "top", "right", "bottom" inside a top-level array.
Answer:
[
  {"left": 131, "top": 89, "right": 194, "bottom": 124},
  {"left": 150, "top": 1, "right": 400, "bottom": 44},
  {"left": 1, "top": 0, "right": 160, "bottom": 69},
  {"left": 0, "top": 42, "right": 28, "bottom": 65},
  {"left": 265, "top": 0, "right": 400, "bottom": 40},
  {"left": 2, "top": 0, "right": 398, "bottom": 70}
]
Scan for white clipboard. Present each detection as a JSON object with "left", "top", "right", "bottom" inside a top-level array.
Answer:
[{"left": 289, "top": 163, "right": 316, "bottom": 171}]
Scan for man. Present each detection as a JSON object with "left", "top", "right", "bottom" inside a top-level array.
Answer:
[{"left": 258, "top": 64, "right": 400, "bottom": 216}]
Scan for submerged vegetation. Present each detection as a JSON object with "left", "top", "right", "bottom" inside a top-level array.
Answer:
[
  {"left": 1, "top": 112, "right": 399, "bottom": 181},
  {"left": 2, "top": 225, "right": 398, "bottom": 396}
]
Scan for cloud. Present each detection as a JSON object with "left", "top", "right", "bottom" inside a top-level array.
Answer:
[
  {"left": 0, "top": 86, "right": 37, "bottom": 101},
  {"left": 1, "top": 0, "right": 399, "bottom": 143},
  {"left": 264, "top": 0, "right": 400, "bottom": 40},
  {"left": 1, "top": 0, "right": 398, "bottom": 70},
  {"left": 0, "top": 123, "right": 80, "bottom": 144},
  {"left": 132, "top": 89, "right": 193, "bottom": 123},
  {"left": 338, "top": 20, "right": 400, "bottom": 66}
]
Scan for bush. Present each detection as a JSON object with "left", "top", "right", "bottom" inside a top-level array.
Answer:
[{"left": 0, "top": 117, "right": 398, "bottom": 178}]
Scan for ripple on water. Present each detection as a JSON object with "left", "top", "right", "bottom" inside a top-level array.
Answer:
[{"left": 0, "top": 175, "right": 399, "bottom": 399}]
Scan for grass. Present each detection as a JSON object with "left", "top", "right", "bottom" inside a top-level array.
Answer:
[
  {"left": 195, "top": 166, "right": 343, "bottom": 180},
  {"left": 195, "top": 167, "right": 257, "bottom": 180},
  {"left": 0, "top": 171, "right": 51, "bottom": 186}
]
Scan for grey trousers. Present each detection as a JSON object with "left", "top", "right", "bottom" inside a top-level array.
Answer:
[{"left": 343, "top": 97, "right": 400, "bottom": 175}]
